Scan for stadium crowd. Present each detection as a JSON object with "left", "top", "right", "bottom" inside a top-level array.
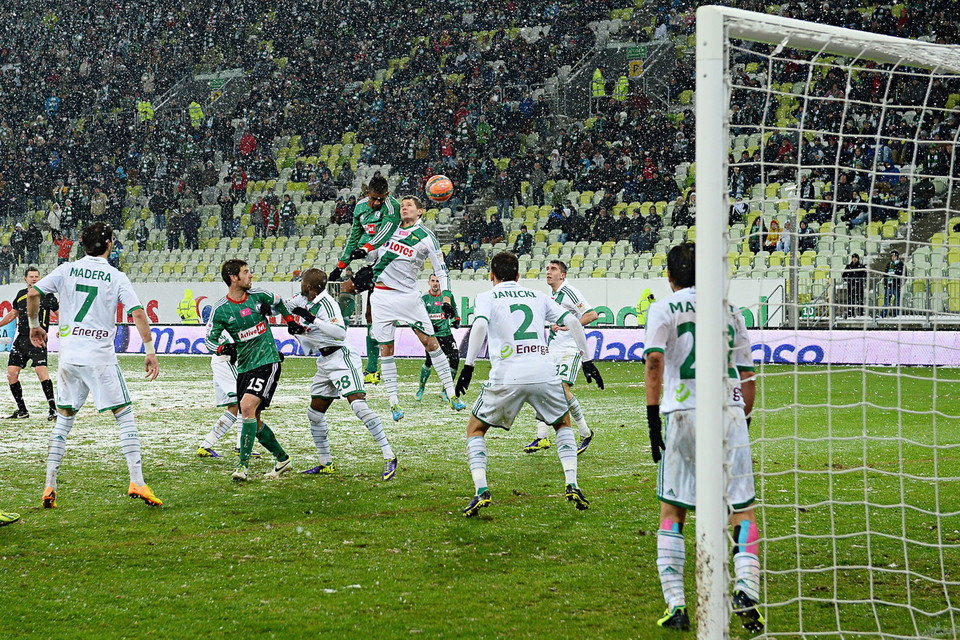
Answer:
[{"left": 0, "top": 0, "right": 959, "bottom": 266}]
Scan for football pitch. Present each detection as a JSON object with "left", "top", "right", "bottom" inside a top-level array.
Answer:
[{"left": 0, "top": 355, "right": 957, "bottom": 639}]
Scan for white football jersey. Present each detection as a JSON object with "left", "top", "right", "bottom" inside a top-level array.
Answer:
[
  {"left": 285, "top": 290, "right": 346, "bottom": 354},
  {"left": 643, "top": 286, "right": 754, "bottom": 413},
  {"left": 35, "top": 256, "right": 143, "bottom": 366},
  {"left": 548, "top": 282, "right": 593, "bottom": 353},
  {"left": 474, "top": 281, "right": 567, "bottom": 385},
  {"left": 372, "top": 221, "right": 449, "bottom": 293}
]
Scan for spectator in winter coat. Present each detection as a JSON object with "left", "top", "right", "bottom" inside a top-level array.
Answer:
[
  {"left": 484, "top": 214, "right": 505, "bottom": 244},
  {"left": 24, "top": 223, "right": 43, "bottom": 265},
  {"left": 462, "top": 241, "right": 487, "bottom": 271},
  {"left": 512, "top": 225, "right": 534, "bottom": 256},
  {"left": 446, "top": 241, "right": 468, "bottom": 271},
  {"left": 135, "top": 220, "right": 150, "bottom": 251}
]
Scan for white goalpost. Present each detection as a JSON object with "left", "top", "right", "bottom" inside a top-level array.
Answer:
[{"left": 696, "top": 6, "right": 960, "bottom": 638}]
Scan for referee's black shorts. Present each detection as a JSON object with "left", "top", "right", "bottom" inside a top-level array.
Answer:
[{"left": 8, "top": 343, "right": 48, "bottom": 369}]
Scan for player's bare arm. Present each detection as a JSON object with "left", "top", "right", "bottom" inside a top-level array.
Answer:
[
  {"left": 26, "top": 287, "right": 46, "bottom": 348},
  {"left": 131, "top": 308, "right": 159, "bottom": 380}
]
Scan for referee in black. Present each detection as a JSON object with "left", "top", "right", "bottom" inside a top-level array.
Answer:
[{"left": 0, "top": 266, "right": 58, "bottom": 420}]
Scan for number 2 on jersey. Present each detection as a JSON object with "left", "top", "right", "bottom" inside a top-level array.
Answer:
[
  {"left": 509, "top": 304, "right": 538, "bottom": 340},
  {"left": 677, "top": 322, "right": 738, "bottom": 380},
  {"left": 74, "top": 284, "right": 99, "bottom": 322}
]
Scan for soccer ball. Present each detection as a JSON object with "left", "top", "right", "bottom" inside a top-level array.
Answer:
[{"left": 425, "top": 174, "right": 453, "bottom": 203}]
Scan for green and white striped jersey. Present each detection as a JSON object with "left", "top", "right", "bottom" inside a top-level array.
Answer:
[
  {"left": 285, "top": 290, "right": 347, "bottom": 355},
  {"left": 548, "top": 283, "right": 594, "bottom": 352},
  {"left": 372, "top": 221, "right": 449, "bottom": 292}
]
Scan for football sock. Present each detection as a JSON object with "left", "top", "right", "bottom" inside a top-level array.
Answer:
[
  {"left": 555, "top": 426, "right": 578, "bottom": 485},
  {"left": 41, "top": 379, "right": 55, "bottom": 409},
  {"left": 536, "top": 420, "right": 550, "bottom": 440},
  {"left": 381, "top": 356, "right": 399, "bottom": 406},
  {"left": 306, "top": 407, "right": 332, "bottom": 465},
  {"left": 429, "top": 347, "right": 456, "bottom": 397},
  {"left": 568, "top": 395, "right": 590, "bottom": 437},
  {"left": 733, "top": 521, "right": 761, "bottom": 602},
  {"left": 364, "top": 328, "right": 379, "bottom": 374},
  {"left": 239, "top": 418, "right": 258, "bottom": 463},
  {"left": 658, "top": 519, "right": 686, "bottom": 610},
  {"left": 255, "top": 422, "right": 288, "bottom": 462},
  {"left": 467, "top": 435, "right": 488, "bottom": 492},
  {"left": 352, "top": 399, "right": 394, "bottom": 460},
  {"left": 9, "top": 381, "right": 26, "bottom": 411},
  {"left": 200, "top": 410, "right": 238, "bottom": 449},
  {"left": 45, "top": 412, "right": 76, "bottom": 490},
  {"left": 115, "top": 406, "right": 145, "bottom": 486},
  {"left": 419, "top": 364, "right": 431, "bottom": 389}
]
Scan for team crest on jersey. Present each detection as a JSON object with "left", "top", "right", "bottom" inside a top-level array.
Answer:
[
  {"left": 238, "top": 322, "right": 266, "bottom": 341},
  {"left": 364, "top": 223, "right": 377, "bottom": 234}
]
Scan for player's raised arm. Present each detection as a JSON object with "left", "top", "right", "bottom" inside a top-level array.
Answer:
[
  {"left": 131, "top": 308, "right": 159, "bottom": 380},
  {"left": 337, "top": 202, "right": 367, "bottom": 268}
]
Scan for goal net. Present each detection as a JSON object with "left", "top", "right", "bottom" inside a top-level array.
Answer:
[{"left": 695, "top": 7, "right": 960, "bottom": 638}]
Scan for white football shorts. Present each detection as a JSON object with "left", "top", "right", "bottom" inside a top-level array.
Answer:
[
  {"left": 56, "top": 362, "right": 133, "bottom": 413},
  {"left": 311, "top": 346, "right": 366, "bottom": 399},
  {"left": 471, "top": 380, "right": 569, "bottom": 430},
  {"left": 211, "top": 355, "right": 238, "bottom": 407},
  {"left": 370, "top": 287, "right": 434, "bottom": 344},
  {"left": 550, "top": 348, "right": 582, "bottom": 386},
  {"left": 657, "top": 408, "right": 756, "bottom": 510}
]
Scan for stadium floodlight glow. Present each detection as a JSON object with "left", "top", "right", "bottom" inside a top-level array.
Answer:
[{"left": 696, "top": 6, "right": 960, "bottom": 639}]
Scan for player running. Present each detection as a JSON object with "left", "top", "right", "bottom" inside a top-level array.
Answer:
[
  {"left": 523, "top": 259, "right": 601, "bottom": 455},
  {"left": 27, "top": 222, "right": 162, "bottom": 508},
  {"left": 416, "top": 273, "right": 460, "bottom": 402},
  {"left": 368, "top": 195, "right": 465, "bottom": 421},
  {"left": 643, "top": 243, "right": 763, "bottom": 632},
  {"left": 454, "top": 251, "right": 603, "bottom": 517},
  {"left": 204, "top": 259, "right": 294, "bottom": 482},
  {"left": 285, "top": 268, "right": 398, "bottom": 480},
  {"left": 0, "top": 266, "right": 59, "bottom": 420},
  {"left": 328, "top": 175, "right": 402, "bottom": 385}
]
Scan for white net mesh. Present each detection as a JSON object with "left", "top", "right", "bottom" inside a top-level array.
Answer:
[{"left": 709, "top": 10, "right": 960, "bottom": 639}]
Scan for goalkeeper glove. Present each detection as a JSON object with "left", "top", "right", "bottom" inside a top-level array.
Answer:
[
  {"left": 217, "top": 343, "right": 238, "bottom": 365},
  {"left": 328, "top": 266, "right": 343, "bottom": 281},
  {"left": 441, "top": 302, "right": 456, "bottom": 319},
  {"left": 647, "top": 405, "right": 665, "bottom": 463},
  {"left": 350, "top": 248, "right": 368, "bottom": 260},
  {"left": 581, "top": 360, "right": 604, "bottom": 389},
  {"left": 292, "top": 307, "right": 316, "bottom": 324},
  {"left": 452, "top": 316, "right": 461, "bottom": 329},
  {"left": 455, "top": 364, "right": 474, "bottom": 397},
  {"left": 286, "top": 320, "right": 306, "bottom": 335},
  {"left": 257, "top": 302, "right": 274, "bottom": 317}
]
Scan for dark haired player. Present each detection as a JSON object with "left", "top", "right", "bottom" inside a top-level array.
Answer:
[
  {"left": 28, "top": 222, "right": 162, "bottom": 508},
  {"left": 328, "top": 175, "right": 402, "bottom": 384},
  {"left": 455, "top": 251, "right": 603, "bottom": 517},
  {"left": 0, "top": 266, "right": 59, "bottom": 419},
  {"left": 643, "top": 243, "right": 762, "bottom": 632},
  {"left": 205, "top": 259, "right": 294, "bottom": 482}
]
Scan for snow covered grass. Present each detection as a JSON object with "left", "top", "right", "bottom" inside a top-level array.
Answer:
[{"left": 0, "top": 356, "right": 956, "bottom": 638}]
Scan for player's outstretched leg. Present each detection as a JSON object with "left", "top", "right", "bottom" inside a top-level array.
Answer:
[
  {"left": 657, "top": 519, "right": 687, "bottom": 629},
  {"left": 351, "top": 399, "right": 397, "bottom": 480},
  {"left": 198, "top": 409, "right": 238, "bottom": 458},
  {"left": 364, "top": 328, "right": 380, "bottom": 384},
  {"left": 430, "top": 347, "right": 465, "bottom": 410},
  {"left": 416, "top": 364, "right": 431, "bottom": 401},
  {"left": 115, "top": 407, "right": 162, "bottom": 506},
  {"left": 302, "top": 407, "right": 335, "bottom": 474},
  {"left": 0, "top": 509, "right": 21, "bottom": 526},
  {"left": 567, "top": 395, "right": 594, "bottom": 455},
  {"left": 381, "top": 355, "right": 403, "bottom": 421},
  {"left": 464, "top": 435, "right": 491, "bottom": 516},
  {"left": 258, "top": 423, "right": 293, "bottom": 478},
  {"left": 523, "top": 420, "right": 552, "bottom": 453},
  {"left": 732, "top": 519, "right": 764, "bottom": 632},
  {"left": 43, "top": 412, "right": 76, "bottom": 507},
  {"left": 555, "top": 426, "right": 587, "bottom": 509}
]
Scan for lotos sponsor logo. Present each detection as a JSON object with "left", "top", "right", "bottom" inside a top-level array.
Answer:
[
  {"left": 71, "top": 326, "right": 111, "bottom": 340},
  {"left": 386, "top": 241, "right": 416, "bottom": 258},
  {"left": 238, "top": 322, "right": 266, "bottom": 342}
]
